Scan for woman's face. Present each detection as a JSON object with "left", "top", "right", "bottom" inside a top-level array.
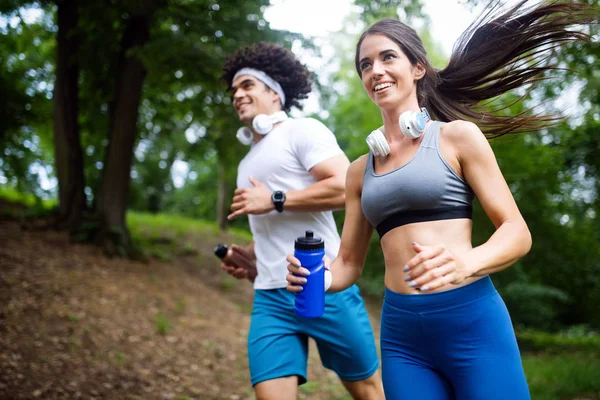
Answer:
[{"left": 358, "top": 33, "right": 424, "bottom": 110}]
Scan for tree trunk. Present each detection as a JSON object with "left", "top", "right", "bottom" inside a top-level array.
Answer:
[
  {"left": 53, "top": 0, "right": 86, "bottom": 230},
  {"left": 216, "top": 161, "right": 229, "bottom": 231},
  {"left": 96, "top": 14, "right": 151, "bottom": 255}
]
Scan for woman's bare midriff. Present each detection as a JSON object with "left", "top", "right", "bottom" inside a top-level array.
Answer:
[{"left": 381, "top": 218, "right": 483, "bottom": 294}]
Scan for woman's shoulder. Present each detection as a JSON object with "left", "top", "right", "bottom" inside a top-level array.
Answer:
[
  {"left": 349, "top": 153, "right": 369, "bottom": 173},
  {"left": 346, "top": 154, "right": 369, "bottom": 190},
  {"left": 440, "top": 120, "right": 496, "bottom": 163},
  {"left": 440, "top": 120, "right": 488, "bottom": 149},
  {"left": 441, "top": 120, "right": 481, "bottom": 137}
]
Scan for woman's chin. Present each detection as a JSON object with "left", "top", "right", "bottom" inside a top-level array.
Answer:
[{"left": 375, "top": 98, "right": 399, "bottom": 111}]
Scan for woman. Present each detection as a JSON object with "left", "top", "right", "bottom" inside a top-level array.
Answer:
[{"left": 286, "top": 1, "right": 594, "bottom": 399}]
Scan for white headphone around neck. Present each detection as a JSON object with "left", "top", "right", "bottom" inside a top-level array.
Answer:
[
  {"left": 366, "top": 107, "right": 431, "bottom": 157},
  {"left": 236, "top": 111, "right": 289, "bottom": 146}
]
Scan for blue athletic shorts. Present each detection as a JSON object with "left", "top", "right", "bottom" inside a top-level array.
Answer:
[
  {"left": 381, "top": 276, "right": 530, "bottom": 400},
  {"left": 248, "top": 284, "right": 379, "bottom": 386}
]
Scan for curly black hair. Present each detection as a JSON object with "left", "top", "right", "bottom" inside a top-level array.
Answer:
[{"left": 221, "top": 42, "right": 312, "bottom": 112}]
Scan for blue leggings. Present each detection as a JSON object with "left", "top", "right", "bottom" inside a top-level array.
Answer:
[{"left": 381, "top": 276, "right": 530, "bottom": 400}]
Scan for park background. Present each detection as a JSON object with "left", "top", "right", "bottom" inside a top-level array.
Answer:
[{"left": 0, "top": 0, "right": 599, "bottom": 399}]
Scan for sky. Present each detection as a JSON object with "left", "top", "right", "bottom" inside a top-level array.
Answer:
[{"left": 265, "top": 0, "right": 480, "bottom": 55}]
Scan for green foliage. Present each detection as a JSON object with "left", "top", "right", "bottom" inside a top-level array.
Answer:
[
  {"left": 501, "top": 282, "right": 571, "bottom": 330},
  {"left": 0, "top": 4, "right": 56, "bottom": 198},
  {"left": 517, "top": 327, "right": 600, "bottom": 353}
]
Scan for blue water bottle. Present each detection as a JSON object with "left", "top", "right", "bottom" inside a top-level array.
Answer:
[{"left": 294, "top": 230, "right": 325, "bottom": 318}]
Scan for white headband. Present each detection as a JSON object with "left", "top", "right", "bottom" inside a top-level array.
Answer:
[{"left": 233, "top": 67, "right": 286, "bottom": 106}]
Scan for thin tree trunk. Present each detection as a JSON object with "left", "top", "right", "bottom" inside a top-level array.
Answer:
[
  {"left": 96, "top": 14, "right": 151, "bottom": 254},
  {"left": 53, "top": 0, "right": 85, "bottom": 230}
]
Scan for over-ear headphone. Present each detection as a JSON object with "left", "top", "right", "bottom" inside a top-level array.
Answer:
[
  {"left": 366, "top": 107, "right": 431, "bottom": 157},
  {"left": 236, "top": 111, "right": 289, "bottom": 145}
]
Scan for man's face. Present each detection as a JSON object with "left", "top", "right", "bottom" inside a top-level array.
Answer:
[{"left": 231, "top": 75, "right": 281, "bottom": 124}]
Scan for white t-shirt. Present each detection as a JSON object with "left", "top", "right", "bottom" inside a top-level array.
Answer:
[{"left": 236, "top": 117, "right": 344, "bottom": 290}]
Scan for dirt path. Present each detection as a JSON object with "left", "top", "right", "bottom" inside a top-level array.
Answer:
[{"left": 0, "top": 220, "right": 382, "bottom": 400}]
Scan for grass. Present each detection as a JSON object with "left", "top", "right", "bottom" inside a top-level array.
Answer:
[
  {"left": 524, "top": 351, "right": 600, "bottom": 399},
  {"left": 127, "top": 210, "right": 251, "bottom": 263},
  {"left": 0, "top": 186, "right": 57, "bottom": 218},
  {"left": 518, "top": 327, "right": 600, "bottom": 399},
  {"left": 0, "top": 186, "right": 56, "bottom": 208},
  {"left": 154, "top": 313, "right": 171, "bottom": 335},
  {"left": 127, "top": 211, "right": 251, "bottom": 242}
]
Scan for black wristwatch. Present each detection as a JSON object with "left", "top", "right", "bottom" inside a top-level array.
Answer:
[{"left": 271, "top": 190, "right": 286, "bottom": 213}]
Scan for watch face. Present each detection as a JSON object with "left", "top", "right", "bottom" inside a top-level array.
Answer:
[{"left": 273, "top": 191, "right": 284, "bottom": 202}]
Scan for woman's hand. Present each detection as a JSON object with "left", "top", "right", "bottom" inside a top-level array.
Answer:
[
  {"left": 285, "top": 255, "right": 310, "bottom": 292},
  {"left": 404, "top": 242, "right": 472, "bottom": 291}
]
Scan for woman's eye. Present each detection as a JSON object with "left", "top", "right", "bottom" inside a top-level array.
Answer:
[
  {"left": 360, "top": 62, "right": 371, "bottom": 71},
  {"left": 383, "top": 54, "right": 395, "bottom": 61}
]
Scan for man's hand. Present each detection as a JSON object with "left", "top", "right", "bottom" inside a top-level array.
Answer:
[
  {"left": 221, "top": 263, "right": 250, "bottom": 280},
  {"left": 228, "top": 177, "right": 274, "bottom": 220},
  {"left": 220, "top": 244, "right": 258, "bottom": 283}
]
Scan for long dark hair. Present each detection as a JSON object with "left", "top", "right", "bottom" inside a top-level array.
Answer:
[{"left": 355, "top": 1, "right": 596, "bottom": 137}]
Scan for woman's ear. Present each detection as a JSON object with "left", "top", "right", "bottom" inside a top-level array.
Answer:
[{"left": 413, "top": 63, "right": 426, "bottom": 81}]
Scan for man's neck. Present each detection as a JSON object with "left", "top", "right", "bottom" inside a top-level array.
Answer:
[{"left": 250, "top": 109, "right": 287, "bottom": 144}]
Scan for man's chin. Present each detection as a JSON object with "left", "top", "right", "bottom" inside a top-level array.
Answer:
[{"left": 237, "top": 113, "right": 254, "bottom": 124}]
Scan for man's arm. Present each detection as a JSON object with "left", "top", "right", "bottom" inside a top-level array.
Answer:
[
  {"left": 244, "top": 241, "right": 256, "bottom": 261},
  {"left": 227, "top": 153, "right": 350, "bottom": 220},
  {"left": 284, "top": 153, "right": 349, "bottom": 211}
]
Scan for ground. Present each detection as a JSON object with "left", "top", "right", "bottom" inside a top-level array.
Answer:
[{"left": 0, "top": 218, "right": 381, "bottom": 400}]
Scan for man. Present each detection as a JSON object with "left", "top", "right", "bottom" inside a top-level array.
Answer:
[{"left": 220, "top": 42, "right": 384, "bottom": 400}]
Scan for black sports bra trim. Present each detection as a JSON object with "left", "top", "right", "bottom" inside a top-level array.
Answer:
[{"left": 376, "top": 205, "right": 473, "bottom": 238}]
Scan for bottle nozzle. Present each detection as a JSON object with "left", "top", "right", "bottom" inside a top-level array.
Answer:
[
  {"left": 305, "top": 230, "right": 314, "bottom": 239},
  {"left": 214, "top": 244, "right": 229, "bottom": 259}
]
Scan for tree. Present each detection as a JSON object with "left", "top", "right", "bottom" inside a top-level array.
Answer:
[
  {"left": 52, "top": 0, "right": 85, "bottom": 229},
  {"left": 0, "top": 0, "right": 307, "bottom": 254}
]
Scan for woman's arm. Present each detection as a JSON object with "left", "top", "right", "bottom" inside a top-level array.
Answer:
[
  {"left": 406, "top": 120, "right": 532, "bottom": 290},
  {"left": 286, "top": 156, "right": 374, "bottom": 293},
  {"left": 456, "top": 121, "right": 532, "bottom": 275}
]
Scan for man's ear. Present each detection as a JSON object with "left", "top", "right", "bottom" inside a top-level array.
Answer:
[
  {"left": 272, "top": 93, "right": 281, "bottom": 106},
  {"left": 271, "top": 90, "right": 282, "bottom": 107}
]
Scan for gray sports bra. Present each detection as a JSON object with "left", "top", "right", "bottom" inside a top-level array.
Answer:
[{"left": 361, "top": 121, "right": 475, "bottom": 238}]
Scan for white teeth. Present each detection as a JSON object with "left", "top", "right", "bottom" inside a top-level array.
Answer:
[{"left": 374, "top": 83, "right": 394, "bottom": 92}]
